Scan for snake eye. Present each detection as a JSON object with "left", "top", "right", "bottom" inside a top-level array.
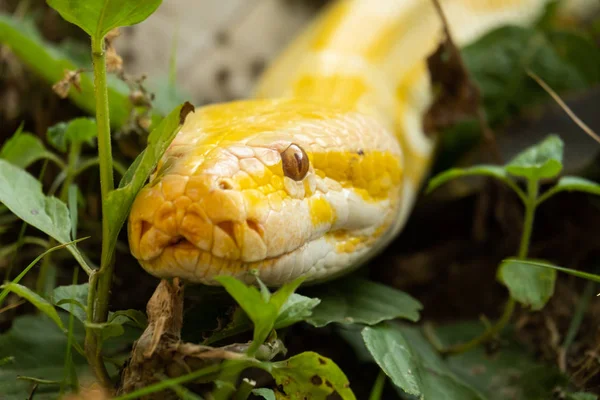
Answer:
[{"left": 281, "top": 143, "right": 309, "bottom": 181}]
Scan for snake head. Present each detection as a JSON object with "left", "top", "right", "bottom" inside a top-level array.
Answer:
[{"left": 128, "top": 99, "right": 404, "bottom": 286}]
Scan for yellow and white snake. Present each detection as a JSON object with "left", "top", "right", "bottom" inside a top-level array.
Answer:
[{"left": 127, "top": 0, "right": 596, "bottom": 286}]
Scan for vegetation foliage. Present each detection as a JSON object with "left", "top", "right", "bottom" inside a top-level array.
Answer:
[{"left": 0, "top": 0, "right": 599, "bottom": 399}]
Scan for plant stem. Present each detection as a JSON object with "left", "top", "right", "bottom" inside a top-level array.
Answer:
[
  {"left": 437, "top": 179, "right": 539, "bottom": 355},
  {"left": 84, "top": 35, "right": 115, "bottom": 388},
  {"left": 518, "top": 179, "right": 538, "bottom": 259},
  {"left": 368, "top": 370, "right": 387, "bottom": 400}
]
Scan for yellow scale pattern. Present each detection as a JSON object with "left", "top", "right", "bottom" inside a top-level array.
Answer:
[{"left": 128, "top": 0, "right": 591, "bottom": 286}]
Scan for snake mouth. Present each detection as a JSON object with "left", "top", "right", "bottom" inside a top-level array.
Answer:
[
  {"left": 132, "top": 220, "right": 317, "bottom": 285},
  {"left": 130, "top": 214, "right": 310, "bottom": 267}
]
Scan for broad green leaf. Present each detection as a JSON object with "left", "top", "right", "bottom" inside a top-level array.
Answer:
[
  {"left": 267, "top": 352, "right": 356, "bottom": 400},
  {"left": 362, "top": 323, "right": 484, "bottom": 400},
  {"left": 463, "top": 26, "right": 599, "bottom": 125},
  {"left": 0, "top": 129, "right": 62, "bottom": 169},
  {"left": 109, "top": 309, "right": 148, "bottom": 329},
  {"left": 105, "top": 102, "right": 193, "bottom": 257},
  {"left": 47, "top": 0, "right": 162, "bottom": 40},
  {"left": 497, "top": 259, "right": 556, "bottom": 310},
  {"left": 0, "top": 283, "right": 64, "bottom": 330},
  {"left": 202, "top": 293, "right": 320, "bottom": 345},
  {"left": 434, "top": 321, "right": 570, "bottom": 400},
  {"left": 0, "top": 159, "right": 90, "bottom": 270},
  {"left": 275, "top": 293, "right": 321, "bottom": 329},
  {"left": 361, "top": 324, "right": 421, "bottom": 396},
  {"left": 52, "top": 283, "right": 147, "bottom": 335},
  {"left": 87, "top": 309, "right": 147, "bottom": 341},
  {"left": 305, "top": 277, "right": 422, "bottom": 327},
  {"left": 538, "top": 176, "right": 600, "bottom": 204},
  {"left": 501, "top": 258, "right": 600, "bottom": 284},
  {"left": 252, "top": 388, "right": 276, "bottom": 400},
  {"left": 426, "top": 165, "right": 525, "bottom": 201},
  {"left": 46, "top": 118, "right": 97, "bottom": 152},
  {"left": 0, "top": 15, "right": 135, "bottom": 128},
  {"left": 215, "top": 276, "right": 277, "bottom": 353},
  {"left": 505, "top": 135, "right": 564, "bottom": 180},
  {"left": 0, "top": 314, "right": 89, "bottom": 400},
  {"left": 52, "top": 283, "right": 89, "bottom": 322}
]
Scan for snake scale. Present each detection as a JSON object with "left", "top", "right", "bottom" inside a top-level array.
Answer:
[{"left": 127, "top": 0, "right": 594, "bottom": 286}]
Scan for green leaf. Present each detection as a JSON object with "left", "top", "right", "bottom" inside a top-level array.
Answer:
[
  {"left": 202, "top": 293, "right": 320, "bottom": 345},
  {"left": 105, "top": 102, "right": 193, "bottom": 257},
  {"left": 109, "top": 309, "right": 148, "bottom": 329},
  {"left": 434, "top": 321, "right": 570, "bottom": 400},
  {"left": 538, "top": 176, "right": 600, "bottom": 204},
  {"left": 267, "top": 352, "right": 356, "bottom": 400},
  {"left": 463, "top": 26, "right": 600, "bottom": 125},
  {"left": 275, "top": 293, "right": 321, "bottom": 329},
  {"left": 497, "top": 258, "right": 556, "bottom": 310},
  {"left": 52, "top": 283, "right": 147, "bottom": 335},
  {"left": 426, "top": 165, "right": 523, "bottom": 199},
  {"left": 270, "top": 276, "right": 305, "bottom": 311},
  {"left": 215, "top": 276, "right": 277, "bottom": 353},
  {"left": 0, "top": 159, "right": 69, "bottom": 242},
  {"left": 52, "top": 283, "right": 89, "bottom": 322},
  {"left": 305, "top": 277, "right": 422, "bottom": 328},
  {"left": 0, "top": 159, "right": 90, "bottom": 270},
  {"left": 46, "top": 118, "right": 97, "bottom": 152},
  {"left": 0, "top": 127, "right": 62, "bottom": 169},
  {"left": 0, "top": 283, "right": 64, "bottom": 330},
  {"left": 252, "top": 388, "right": 276, "bottom": 400},
  {"left": 47, "top": 0, "right": 162, "bottom": 40},
  {"left": 362, "top": 323, "right": 484, "bottom": 400},
  {"left": 0, "top": 314, "right": 89, "bottom": 400},
  {"left": 501, "top": 258, "right": 600, "bottom": 284},
  {"left": 505, "top": 134, "right": 564, "bottom": 180}
]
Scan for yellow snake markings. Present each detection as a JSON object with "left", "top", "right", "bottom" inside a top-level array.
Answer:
[{"left": 128, "top": 0, "right": 581, "bottom": 286}]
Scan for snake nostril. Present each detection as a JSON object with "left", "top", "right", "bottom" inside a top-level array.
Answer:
[
  {"left": 170, "top": 236, "right": 185, "bottom": 245},
  {"left": 218, "top": 179, "right": 234, "bottom": 190},
  {"left": 246, "top": 219, "right": 264, "bottom": 237},
  {"left": 140, "top": 221, "right": 152, "bottom": 237},
  {"left": 216, "top": 221, "right": 236, "bottom": 244}
]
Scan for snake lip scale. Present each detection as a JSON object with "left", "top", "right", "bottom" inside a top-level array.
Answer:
[{"left": 127, "top": 0, "right": 595, "bottom": 287}]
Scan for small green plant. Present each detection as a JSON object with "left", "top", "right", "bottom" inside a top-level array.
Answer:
[{"left": 426, "top": 134, "right": 600, "bottom": 353}]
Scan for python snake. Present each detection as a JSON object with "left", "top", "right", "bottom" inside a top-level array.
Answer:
[{"left": 128, "top": 0, "right": 594, "bottom": 286}]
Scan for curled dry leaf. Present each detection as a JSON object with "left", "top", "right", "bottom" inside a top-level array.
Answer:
[
  {"left": 52, "top": 69, "right": 82, "bottom": 98},
  {"left": 117, "top": 278, "right": 285, "bottom": 398},
  {"left": 106, "top": 45, "right": 123, "bottom": 73}
]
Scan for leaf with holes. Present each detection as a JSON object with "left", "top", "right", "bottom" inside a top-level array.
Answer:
[{"left": 264, "top": 352, "right": 356, "bottom": 400}]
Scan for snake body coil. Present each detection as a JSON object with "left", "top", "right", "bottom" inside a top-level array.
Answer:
[{"left": 128, "top": 0, "right": 590, "bottom": 286}]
